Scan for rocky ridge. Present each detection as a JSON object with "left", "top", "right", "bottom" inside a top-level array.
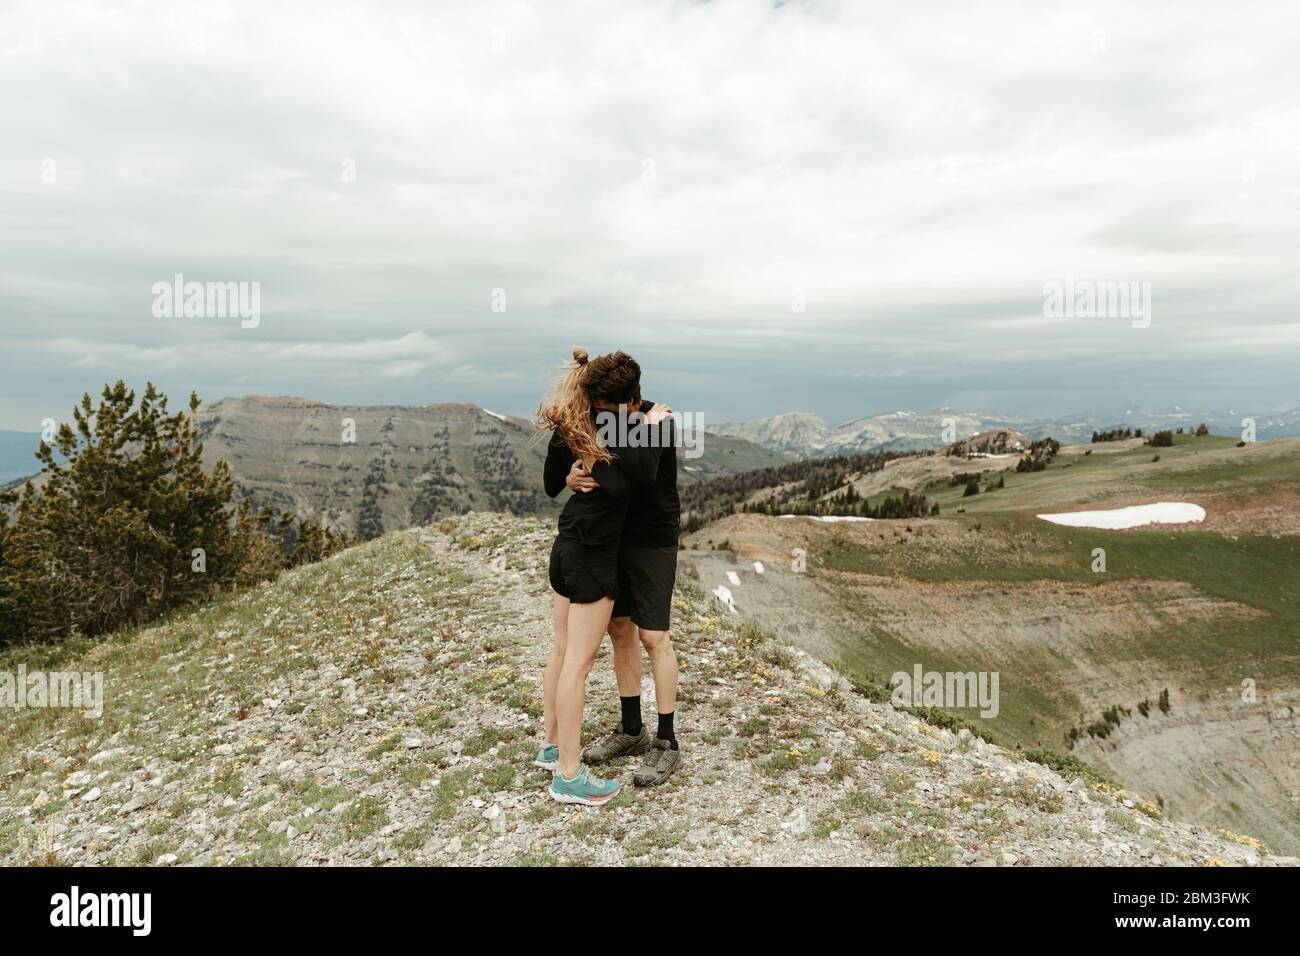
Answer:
[{"left": 0, "top": 513, "right": 1288, "bottom": 867}]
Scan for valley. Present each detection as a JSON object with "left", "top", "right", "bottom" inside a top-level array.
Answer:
[{"left": 679, "top": 432, "right": 1300, "bottom": 853}]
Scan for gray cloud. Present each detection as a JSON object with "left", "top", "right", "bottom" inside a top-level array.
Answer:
[{"left": 2, "top": 0, "right": 1298, "bottom": 430}]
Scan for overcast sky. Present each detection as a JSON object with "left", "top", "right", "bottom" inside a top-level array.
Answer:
[{"left": 2, "top": 0, "right": 1298, "bottom": 430}]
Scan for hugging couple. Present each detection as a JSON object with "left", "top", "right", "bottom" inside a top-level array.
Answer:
[{"left": 534, "top": 347, "right": 682, "bottom": 806}]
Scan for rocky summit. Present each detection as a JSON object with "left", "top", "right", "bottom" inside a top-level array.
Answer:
[{"left": 0, "top": 513, "right": 1289, "bottom": 867}]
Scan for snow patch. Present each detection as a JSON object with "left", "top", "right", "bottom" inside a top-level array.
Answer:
[
  {"left": 1036, "top": 502, "right": 1206, "bottom": 529},
  {"left": 481, "top": 408, "right": 507, "bottom": 421},
  {"left": 712, "top": 585, "right": 737, "bottom": 612}
]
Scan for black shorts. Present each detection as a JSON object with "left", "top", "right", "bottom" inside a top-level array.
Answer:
[
  {"left": 548, "top": 536, "right": 619, "bottom": 604},
  {"left": 611, "top": 545, "right": 677, "bottom": 632}
]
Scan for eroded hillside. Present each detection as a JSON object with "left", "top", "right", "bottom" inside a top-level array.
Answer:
[{"left": 680, "top": 435, "right": 1300, "bottom": 855}]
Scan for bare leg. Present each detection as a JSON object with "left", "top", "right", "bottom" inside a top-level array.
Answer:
[
  {"left": 556, "top": 597, "right": 615, "bottom": 777},
  {"left": 639, "top": 629, "right": 678, "bottom": 718},
  {"left": 543, "top": 594, "right": 569, "bottom": 745},
  {"left": 609, "top": 616, "right": 642, "bottom": 699}
]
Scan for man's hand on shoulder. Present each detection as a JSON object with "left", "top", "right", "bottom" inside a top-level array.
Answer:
[{"left": 646, "top": 402, "right": 672, "bottom": 425}]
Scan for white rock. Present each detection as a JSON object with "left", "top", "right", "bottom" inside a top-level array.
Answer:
[
  {"left": 157, "top": 854, "right": 178, "bottom": 866},
  {"left": 89, "top": 748, "right": 129, "bottom": 764},
  {"left": 82, "top": 787, "right": 102, "bottom": 802}
]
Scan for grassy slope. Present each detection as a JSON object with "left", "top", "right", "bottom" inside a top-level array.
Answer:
[
  {"left": 803, "top": 434, "right": 1299, "bottom": 743},
  {"left": 11, "top": 515, "right": 1271, "bottom": 867},
  {"left": 680, "top": 434, "right": 1299, "bottom": 849},
  {"left": 927, "top": 434, "right": 1298, "bottom": 513}
]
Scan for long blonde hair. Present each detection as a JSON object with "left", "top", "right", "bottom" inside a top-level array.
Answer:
[{"left": 536, "top": 347, "right": 612, "bottom": 465}]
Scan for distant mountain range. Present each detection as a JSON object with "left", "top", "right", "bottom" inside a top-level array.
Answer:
[
  {"left": 190, "top": 396, "right": 786, "bottom": 537},
  {"left": 2, "top": 397, "right": 789, "bottom": 536},
  {"left": 9, "top": 398, "right": 1299, "bottom": 529},
  {"left": 714, "top": 405, "right": 1300, "bottom": 458}
]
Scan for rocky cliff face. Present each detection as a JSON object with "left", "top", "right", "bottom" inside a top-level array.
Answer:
[
  {"left": 194, "top": 395, "right": 787, "bottom": 539},
  {"left": 1, "top": 513, "right": 1286, "bottom": 867}
]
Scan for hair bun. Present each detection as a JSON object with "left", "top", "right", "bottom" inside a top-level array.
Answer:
[{"left": 572, "top": 347, "right": 589, "bottom": 365}]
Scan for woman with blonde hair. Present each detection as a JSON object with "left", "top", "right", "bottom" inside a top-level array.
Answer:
[{"left": 535, "top": 347, "right": 666, "bottom": 805}]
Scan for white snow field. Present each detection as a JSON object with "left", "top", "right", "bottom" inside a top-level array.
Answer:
[
  {"left": 711, "top": 584, "right": 737, "bottom": 612},
  {"left": 1036, "top": 502, "right": 1206, "bottom": 529}
]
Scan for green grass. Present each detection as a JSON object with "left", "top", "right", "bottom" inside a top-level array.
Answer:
[
  {"left": 339, "top": 796, "right": 389, "bottom": 839},
  {"left": 895, "top": 832, "right": 953, "bottom": 867},
  {"left": 776, "top": 436, "right": 1300, "bottom": 854},
  {"left": 822, "top": 508, "right": 1300, "bottom": 742}
]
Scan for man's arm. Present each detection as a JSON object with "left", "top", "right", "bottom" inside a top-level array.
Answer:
[
  {"left": 601, "top": 403, "right": 674, "bottom": 485},
  {"left": 589, "top": 458, "right": 631, "bottom": 497}
]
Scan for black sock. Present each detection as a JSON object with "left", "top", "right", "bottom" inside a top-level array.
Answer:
[
  {"left": 657, "top": 711, "right": 678, "bottom": 750},
  {"left": 620, "top": 695, "right": 643, "bottom": 735}
]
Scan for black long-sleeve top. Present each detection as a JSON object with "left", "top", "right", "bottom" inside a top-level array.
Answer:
[
  {"left": 621, "top": 399, "right": 680, "bottom": 547},
  {"left": 542, "top": 431, "right": 625, "bottom": 546},
  {"left": 543, "top": 401, "right": 680, "bottom": 547}
]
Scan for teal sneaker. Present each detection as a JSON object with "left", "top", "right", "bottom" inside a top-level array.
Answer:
[
  {"left": 534, "top": 744, "right": 559, "bottom": 771},
  {"left": 548, "top": 765, "right": 621, "bottom": 806}
]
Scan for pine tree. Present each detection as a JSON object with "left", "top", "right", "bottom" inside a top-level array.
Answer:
[{"left": 0, "top": 382, "right": 350, "bottom": 646}]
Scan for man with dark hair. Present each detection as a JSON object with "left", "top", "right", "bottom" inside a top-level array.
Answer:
[{"left": 568, "top": 397, "right": 682, "bottom": 786}]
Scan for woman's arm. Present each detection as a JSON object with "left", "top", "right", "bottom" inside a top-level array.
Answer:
[
  {"left": 543, "top": 432, "right": 575, "bottom": 498},
  {"left": 597, "top": 404, "right": 674, "bottom": 486}
]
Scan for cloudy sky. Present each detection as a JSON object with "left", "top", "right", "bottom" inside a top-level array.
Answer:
[{"left": 2, "top": 0, "right": 1298, "bottom": 430}]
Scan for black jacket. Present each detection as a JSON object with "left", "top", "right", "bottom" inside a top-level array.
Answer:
[{"left": 543, "top": 401, "right": 677, "bottom": 546}]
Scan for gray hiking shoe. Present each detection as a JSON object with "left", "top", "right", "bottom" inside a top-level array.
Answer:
[
  {"left": 582, "top": 724, "right": 652, "bottom": 765},
  {"left": 633, "top": 738, "right": 681, "bottom": 787}
]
